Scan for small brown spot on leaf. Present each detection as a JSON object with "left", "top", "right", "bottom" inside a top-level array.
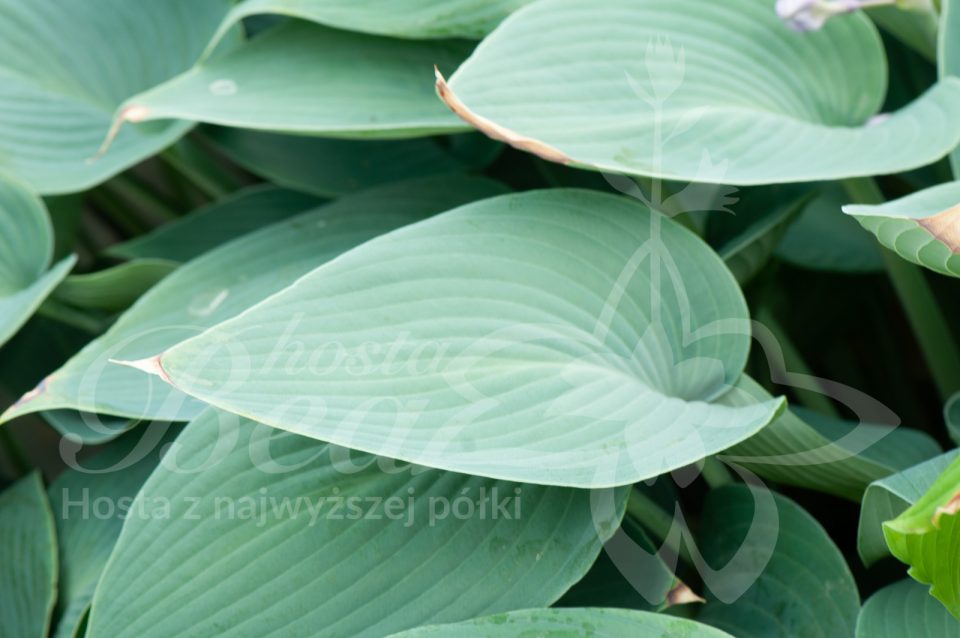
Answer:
[
  {"left": 918, "top": 203, "right": 960, "bottom": 254},
  {"left": 89, "top": 104, "right": 151, "bottom": 162},
  {"left": 11, "top": 376, "right": 50, "bottom": 409},
  {"left": 434, "top": 67, "right": 571, "bottom": 165}
]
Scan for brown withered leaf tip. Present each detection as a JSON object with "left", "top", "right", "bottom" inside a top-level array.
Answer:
[
  {"left": 11, "top": 376, "right": 50, "bottom": 409},
  {"left": 665, "top": 580, "right": 706, "bottom": 607},
  {"left": 919, "top": 203, "right": 960, "bottom": 254},
  {"left": 434, "top": 66, "right": 572, "bottom": 166},
  {"left": 933, "top": 491, "right": 960, "bottom": 528}
]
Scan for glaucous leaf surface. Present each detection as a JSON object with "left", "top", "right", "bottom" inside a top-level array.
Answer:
[
  {"left": 719, "top": 376, "right": 939, "bottom": 500},
  {"left": 87, "top": 409, "right": 626, "bottom": 638},
  {"left": 884, "top": 454, "right": 960, "bottom": 618},
  {"left": 698, "top": 485, "right": 859, "bottom": 638},
  {"left": 0, "top": 0, "right": 230, "bottom": 194},
  {"left": 52, "top": 260, "right": 177, "bottom": 313},
  {"left": 0, "top": 473, "right": 57, "bottom": 638},
  {"left": 856, "top": 579, "right": 960, "bottom": 638},
  {"left": 388, "top": 608, "right": 734, "bottom": 637},
  {"left": 1, "top": 176, "right": 507, "bottom": 424},
  {"left": 121, "top": 20, "right": 470, "bottom": 138},
  {"left": 941, "top": 0, "right": 960, "bottom": 177},
  {"left": 438, "top": 0, "right": 960, "bottom": 185},
  {"left": 106, "top": 186, "right": 321, "bottom": 262},
  {"left": 214, "top": 0, "right": 532, "bottom": 40},
  {"left": 48, "top": 426, "right": 181, "bottom": 638},
  {"left": 0, "top": 175, "right": 75, "bottom": 347},
  {"left": 131, "top": 189, "right": 783, "bottom": 488},
  {"left": 200, "top": 127, "right": 472, "bottom": 198},
  {"left": 844, "top": 181, "right": 960, "bottom": 278},
  {"left": 859, "top": 451, "right": 959, "bottom": 567}
]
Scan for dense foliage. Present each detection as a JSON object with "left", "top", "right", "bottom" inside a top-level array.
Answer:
[{"left": 1, "top": 0, "right": 960, "bottom": 636}]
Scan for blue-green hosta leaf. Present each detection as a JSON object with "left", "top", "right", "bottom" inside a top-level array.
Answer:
[
  {"left": 856, "top": 579, "right": 960, "bottom": 637},
  {"left": 0, "top": 0, "right": 231, "bottom": 194},
  {"left": 214, "top": 0, "right": 532, "bottom": 40},
  {"left": 200, "top": 126, "right": 474, "bottom": 198},
  {"left": 123, "top": 189, "right": 782, "bottom": 488},
  {"left": 698, "top": 485, "right": 859, "bottom": 638},
  {"left": 87, "top": 408, "right": 626, "bottom": 638},
  {"left": 0, "top": 175, "right": 75, "bottom": 347},
  {"left": 437, "top": 0, "right": 960, "bottom": 185},
  {"left": 388, "top": 608, "right": 734, "bottom": 637},
  {"left": 48, "top": 426, "right": 180, "bottom": 638},
  {"left": 0, "top": 473, "right": 57, "bottom": 638},
  {"left": 719, "top": 376, "right": 940, "bottom": 500},
  {"left": 106, "top": 186, "right": 321, "bottom": 262},
  {"left": 884, "top": 454, "right": 960, "bottom": 618},
  {"left": 941, "top": 0, "right": 960, "bottom": 177},
  {"left": 859, "top": 451, "right": 959, "bottom": 568},
  {"left": 1, "top": 176, "right": 507, "bottom": 425},
  {"left": 53, "top": 260, "right": 177, "bottom": 313},
  {"left": 844, "top": 181, "right": 960, "bottom": 278},
  {"left": 777, "top": 184, "right": 883, "bottom": 272},
  {"left": 118, "top": 20, "right": 469, "bottom": 139}
]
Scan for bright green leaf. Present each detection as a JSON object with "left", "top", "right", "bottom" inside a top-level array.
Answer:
[
  {"left": 844, "top": 181, "right": 960, "bottom": 278},
  {"left": 439, "top": 0, "right": 960, "bottom": 185},
  {"left": 48, "top": 426, "right": 181, "bottom": 638},
  {"left": 859, "top": 451, "right": 959, "bottom": 567},
  {"left": 0, "top": 473, "right": 57, "bottom": 638},
  {"left": 106, "top": 185, "right": 321, "bottom": 262},
  {"left": 388, "top": 608, "right": 734, "bottom": 637},
  {"left": 884, "top": 454, "right": 960, "bottom": 618},
  {"left": 856, "top": 579, "right": 960, "bottom": 638},
  {"left": 119, "top": 20, "right": 470, "bottom": 139},
  {"left": 53, "top": 259, "right": 177, "bottom": 313},
  {"left": 87, "top": 408, "right": 626, "bottom": 638},
  {"left": 0, "top": 0, "right": 231, "bottom": 194},
  {"left": 0, "top": 176, "right": 507, "bottom": 424},
  {"left": 0, "top": 174, "right": 75, "bottom": 347},
  {"left": 130, "top": 189, "right": 782, "bottom": 488},
  {"left": 698, "top": 485, "right": 859, "bottom": 638}
]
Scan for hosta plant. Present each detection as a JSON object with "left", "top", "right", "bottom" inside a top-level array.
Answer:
[{"left": 2, "top": 0, "right": 960, "bottom": 637}]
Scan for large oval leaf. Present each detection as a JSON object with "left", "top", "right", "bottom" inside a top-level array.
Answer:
[
  {"left": 389, "top": 608, "right": 734, "bottom": 637},
  {"left": 859, "top": 451, "right": 959, "bottom": 567},
  {"left": 0, "top": 0, "right": 230, "bottom": 194},
  {"left": 1, "top": 176, "right": 507, "bottom": 425},
  {"left": 119, "top": 20, "right": 470, "bottom": 138},
  {"left": 214, "top": 0, "right": 532, "bottom": 40},
  {"left": 48, "top": 426, "right": 180, "bottom": 638},
  {"left": 124, "top": 189, "right": 782, "bottom": 488},
  {"left": 0, "top": 473, "right": 57, "bottom": 638},
  {"left": 0, "top": 175, "right": 75, "bottom": 347},
  {"left": 941, "top": 0, "right": 960, "bottom": 177},
  {"left": 697, "top": 485, "right": 859, "bottom": 637},
  {"left": 438, "top": 0, "right": 960, "bottom": 185},
  {"left": 844, "top": 181, "right": 960, "bottom": 278},
  {"left": 856, "top": 579, "right": 960, "bottom": 637},
  {"left": 87, "top": 408, "right": 626, "bottom": 638},
  {"left": 883, "top": 454, "right": 960, "bottom": 618}
]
